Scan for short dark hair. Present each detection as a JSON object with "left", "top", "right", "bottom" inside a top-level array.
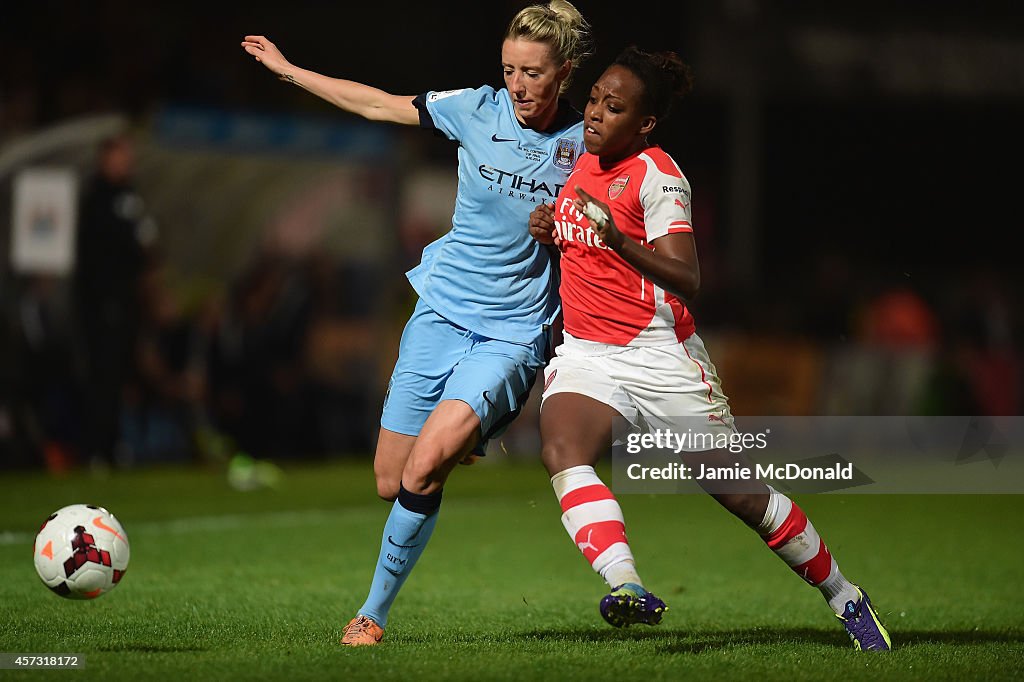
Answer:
[{"left": 612, "top": 46, "right": 694, "bottom": 121}]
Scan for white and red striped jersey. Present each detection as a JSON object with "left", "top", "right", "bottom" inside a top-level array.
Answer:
[{"left": 553, "top": 146, "right": 696, "bottom": 346}]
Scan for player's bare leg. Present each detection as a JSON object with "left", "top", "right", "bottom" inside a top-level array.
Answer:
[
  {"left": 374, "top": 407, "right": 480, "bottom": 501},
  {"left": 541, "top": 393, "right": 667, "bottom": 627},
  {"left": 373, "top": 428, "right": 417, "bottom": 501},
  {"left": 343, "top": 400, "right": 479, "bottom": 646},
  {"left": 682, "top": 449, "right": 890, "bottom": 650},
  {"left": 540, "top": 393, "right": 616, "bottom": 476},
  {"left": 402, "top": 399, "right": 480, "bottom": 495},
  {"left": 680, "top": 449, "right": 769, "bottom": 524}
]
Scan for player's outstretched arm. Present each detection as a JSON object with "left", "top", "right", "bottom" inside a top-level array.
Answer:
[{"left": 241, "top": 35, "right": 419, "bottom": 125}]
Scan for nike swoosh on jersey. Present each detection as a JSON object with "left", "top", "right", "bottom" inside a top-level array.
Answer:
[{"left": 491, "top": 134, "right": 517, "bottom": 143}]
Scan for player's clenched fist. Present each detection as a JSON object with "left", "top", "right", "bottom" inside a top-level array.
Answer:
[
  {"left": 241, "top": 35, "right": 292, "bottom": 79},
  {"left": 529, "top": 202, "right": 557, "bottom": 245},
  {"left": 575, "top": 186, "right": 624, "bottom": 250}
]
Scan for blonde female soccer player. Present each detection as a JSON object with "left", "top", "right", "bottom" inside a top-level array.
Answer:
[{"left": 244, "top": 1, "right": 600, "bottom": 646}]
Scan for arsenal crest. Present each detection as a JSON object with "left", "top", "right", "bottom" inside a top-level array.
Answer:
[
  {"left": 552, "top": 138, "right": 578, "bottom": 171},
  {"left": 608, "top": 174, "right": 630, "bottom": 200}
]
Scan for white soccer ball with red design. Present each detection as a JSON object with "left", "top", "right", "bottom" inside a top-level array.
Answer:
[{"left": 33, "top": 504, "right": 130, "bottom": 599}]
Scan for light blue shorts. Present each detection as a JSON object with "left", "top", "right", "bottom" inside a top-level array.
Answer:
[{"left": 380, "top": 299, "right": 549, "bottom": 452}]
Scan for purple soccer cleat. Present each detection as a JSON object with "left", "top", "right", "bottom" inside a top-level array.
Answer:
[
  {"left": 599, "top": 582, "right": 667, "bottom": 628},
  {"left": 838, "top": 587, "right": 892, "bottom": 651}
]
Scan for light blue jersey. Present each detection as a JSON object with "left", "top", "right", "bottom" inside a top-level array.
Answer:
[{"left": 410, "top": 86, "right": 584, "bottom": 344}]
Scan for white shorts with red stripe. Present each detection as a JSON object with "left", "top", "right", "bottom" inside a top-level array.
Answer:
[{"left": 542, "top": 331, "right": 735, "bottom": 443}]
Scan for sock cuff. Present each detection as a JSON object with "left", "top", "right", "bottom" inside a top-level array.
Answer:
[
  {"left": 550, "top": 465, "right": 601, "bottom": 500},
  {"left": 398, "top": 484, "right": 443, "bottom": 516},
  {"left": 757, "top": 485, "right": 794, "bottom": 536}
]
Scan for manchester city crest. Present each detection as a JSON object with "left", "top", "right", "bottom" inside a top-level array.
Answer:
[{"left": 552, "top": 138, "right": 578, "bottom": 171}]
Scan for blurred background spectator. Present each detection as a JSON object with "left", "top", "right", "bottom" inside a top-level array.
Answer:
[{"left": 74, "top": 133, "right": 156, "bottom": 467}]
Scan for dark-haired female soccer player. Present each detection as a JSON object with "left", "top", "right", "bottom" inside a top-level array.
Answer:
[
  {"left": 528, "top": 46, "right": 891, "bottom": 650},
  {"left": 243, "top": 1, "right": 598, "bottom": 646}
]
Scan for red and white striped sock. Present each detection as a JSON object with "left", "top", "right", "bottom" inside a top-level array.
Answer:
[
  {"left": 551, "top": 465, "right": 642, "bottom": 589},
  {"left": 757, "top": 486, "right": 859, "bottom": 614}
]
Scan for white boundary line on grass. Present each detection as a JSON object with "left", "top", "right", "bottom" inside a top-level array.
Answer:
[{"left": 0, "top": 508, "right": 363, "bottom": 547}]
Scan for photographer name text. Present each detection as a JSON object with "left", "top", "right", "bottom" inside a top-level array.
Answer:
[{"left": 626, "top": 462, "right": 854, "bottom": 481}]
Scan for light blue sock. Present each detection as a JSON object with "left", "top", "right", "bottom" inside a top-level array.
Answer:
[{"left": 357, "top": 493, "right": 440, "bottom": 627}]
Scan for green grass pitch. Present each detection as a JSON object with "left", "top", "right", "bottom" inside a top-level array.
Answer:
[{"left": 1, "top": 459, "right": 1021, "bottom": 680}]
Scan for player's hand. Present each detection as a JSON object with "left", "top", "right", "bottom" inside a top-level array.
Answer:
[
  {"left": 241, "top": 35, "right": 293, "bottom": 80},
  {"left": 528, "top": 202, "right": 557, "bottom": 245},
  {"left": 574, "top": 187, "right": 624, "bottom": 250}
]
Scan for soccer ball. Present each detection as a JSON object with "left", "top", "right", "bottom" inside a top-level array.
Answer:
[{"left": 33, "top": 504, "right": 130, "bottom": 599}]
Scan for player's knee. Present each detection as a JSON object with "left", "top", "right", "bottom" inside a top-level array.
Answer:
[
  {"left": 375, "top": 477, "right": 400, "bottom": 502},
  {"left": 373, "top": 462, "right": 401, "bottom": 501},
  {"left": 541, "top": 437, "right": 588, "bottom": 477},
  {"left": 402, "top": 447, "right": 448, "bottom": 491}
]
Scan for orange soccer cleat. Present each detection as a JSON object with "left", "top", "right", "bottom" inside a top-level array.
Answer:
[{"left": 341, "top": 615, "right": 384, "bottom": 646}]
